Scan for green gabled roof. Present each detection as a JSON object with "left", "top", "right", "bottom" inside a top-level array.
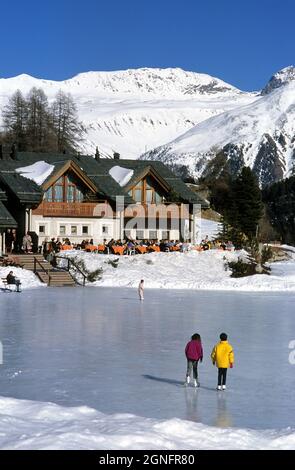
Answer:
[
  {"left": 0, "top": 152, "right": 208, "bottom": 207},
  {"left": 0, "top": 170, "right": 43, "bottom": 204},
  {"left": 14, "top": 152, "right": 134, "bottom": 204},
  {"left": 16, "top": 152, "right": 100, "bottom": 174},
  {"left": 88, "top": 159, "right": 208, "bottom": 207},
  {"left": 0, "top": 201, "right": 17, "bottom": 228},
  {"left": 89, "top": 175, "right": 134, "bottom": 204}
]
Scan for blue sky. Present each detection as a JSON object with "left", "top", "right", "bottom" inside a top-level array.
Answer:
[{"left": 0, "top": 0, "right": 294, "bottom": 90}]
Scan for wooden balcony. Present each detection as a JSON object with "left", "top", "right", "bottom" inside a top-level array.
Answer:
[
  {"left": 124, "top": 202, "right": 190, "bottom": 219},
  {"left": 33, "top": 201, "right": 109, "bottom": 218}
]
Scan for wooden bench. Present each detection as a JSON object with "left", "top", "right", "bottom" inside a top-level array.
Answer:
[{"left": 1, "top": 278, "right": 21, "bottom": 292}]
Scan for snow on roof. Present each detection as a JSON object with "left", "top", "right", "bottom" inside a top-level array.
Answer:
[
  {"left": 109, "top": 165, "right": 134, "bottom": 187},
  {"left": 15, "top": 161, "right": 55, "bottom": 186}
]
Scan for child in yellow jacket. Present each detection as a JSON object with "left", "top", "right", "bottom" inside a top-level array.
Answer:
[{"left": 211, "top": 333, "right": 234, "bottom": 390}]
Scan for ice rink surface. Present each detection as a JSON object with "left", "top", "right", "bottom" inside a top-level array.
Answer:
[{"left": 0, "top": 286, "right": 295, "bottom": 430}]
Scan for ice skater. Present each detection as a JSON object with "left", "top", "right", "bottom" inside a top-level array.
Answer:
[
  {"left": 211, "top": 332, "right": 234, "bottom": 390},
  {"left": 138, "top": 279, "right": 144, "bottom": 300},
  {"left": 184, "top": 333, "right": 203, "bottom": 387}
]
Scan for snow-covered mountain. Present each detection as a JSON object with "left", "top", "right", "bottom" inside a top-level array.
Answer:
[
  {"left": 1, "top": 66, "right": 294, "bottom": 185},
  {"left": 0, "top": 68, "right": 255, "bottom": 158},
  {"left": 143, "top": 67, "right": 295, "bottom": 186},
  {"left": 261, "top": 65, "right": 295, "bottom": 95}
]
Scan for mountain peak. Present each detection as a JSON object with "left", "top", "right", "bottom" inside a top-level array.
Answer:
[
  {"left": 63, "top": 67, "right": 242, "bottom": 98},
  {"left": 142, "top": 81, "right": 295, "bottom": 186},
  {"left": 261, "top": 65, "right": 295, "bottom": 95}
]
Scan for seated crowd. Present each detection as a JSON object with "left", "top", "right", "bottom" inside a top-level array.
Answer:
[{"left": 40, "top": 235, "right": 235, "bottom": 258}]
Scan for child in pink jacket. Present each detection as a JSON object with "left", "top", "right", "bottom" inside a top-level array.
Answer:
[{"left": 184, "top": 333, "right": 203, "bottom": 387}]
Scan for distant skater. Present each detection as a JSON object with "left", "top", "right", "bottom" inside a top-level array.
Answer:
[
  {"left": 211, "top": 333, "right": 234, "bottom": 390},
  {"left": 138, "top": 279, "right": 144, "bottom": 300},
  {"left": 184, "top": 333, "right": 203, "bottom": 387}
]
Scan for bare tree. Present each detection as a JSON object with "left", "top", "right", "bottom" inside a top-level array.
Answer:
[
  {"left": 26, "top": 87, "right": 54, "bottom": 151},
  {"left": 2, "top": 90, "right": 28, "bottom": 149},
  {"left": 2, "top": 88, "right": 83, "bottom": 153},
  {"left": 51, "top": 90, "right": 83, "bottom": 153}
]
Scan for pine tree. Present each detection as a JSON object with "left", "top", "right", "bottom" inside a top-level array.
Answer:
[
  {"left": 263, "top": 176, "right": 295, "bottom": 244},
  {"left": 231, "top": 167, "right": 263, "bottom": 239}
]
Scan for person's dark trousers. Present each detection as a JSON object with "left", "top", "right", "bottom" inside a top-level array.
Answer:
[
  {"left": 218, "top": 368, "right": 227, "bottom": 386},
  {"left": 186, "top": 360, "right": 199, "bottom": 380}
]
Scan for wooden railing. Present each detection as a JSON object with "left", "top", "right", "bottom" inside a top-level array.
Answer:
[
  {"left": 124, "top": 202, "right": 190, "bottom": 219},
  {"left": 33, "top": 201, "right": 189, "bottom": 219},
  {"left": 55, "top": 256, "right": 86, "bottom": 286},
  {"left": 33, "top": 256, "right": 52, "bottom": 286},
  {"left": 33, "top": 201, "right": 107, "bottom": 218}
]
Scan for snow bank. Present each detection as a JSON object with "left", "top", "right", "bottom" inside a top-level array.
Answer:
[
  {"left": 0, "top": 266, "right": 44, "bottom": 290},
  {"left": 59, "top": 248, "right": 295, "bottom": 292},
  {"left": 16, "top": 161, "right": 54, "bottom": 185},
  {"left": 109, "top": 165, "right": 134, "bottom": 187},
  {"left": 0, "top": 396, "right": 294, "bottom": 450}
]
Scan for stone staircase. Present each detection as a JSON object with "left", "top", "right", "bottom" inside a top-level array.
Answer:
[{"left": 7, "top": 254, "right": 76, "bottom": 287}]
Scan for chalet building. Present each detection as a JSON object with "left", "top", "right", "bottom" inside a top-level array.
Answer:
[{"left": 0, "top": 149, "right": 208, "bottom": 253}]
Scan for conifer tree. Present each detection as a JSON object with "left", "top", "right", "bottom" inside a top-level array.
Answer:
[
  {"left": 263, "top": 176, "right": 295, "bottom": 244},
  {"left": 222, "top": 167, "right": 262, "bottom": 244},
  {"left": 233, "top": 167, "right": 263, "bottom": 238}
]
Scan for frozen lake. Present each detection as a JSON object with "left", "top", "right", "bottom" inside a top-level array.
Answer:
[{"left": 0, "top": 287, "right": 295, "bottom": 430}]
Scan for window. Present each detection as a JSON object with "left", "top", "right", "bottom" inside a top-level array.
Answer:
[
  {"left": 102, "top": 225, "right": 109, "bottom": 234},
  {"left": 67, "top": 184, "right": 74, "bottom": 203},
  {"left": 54, "top": 177, "right": 64, "bottom": 202},
  {"left": 82, "top": 226, "right": 89, "bottom": 235},
  {"left": 71, "top": 226, "right": 77, "bottom": 235},
  {"left": 149, "top": 230, "right": 157, "bottom": 240},
  {"left": 44, "top": 172, "right": 85, "bottom": 203},
  {"left": 60, "top": 225, "right": 66, "bottom": 235},
  {"left": 129, "top": 176, "right": 165, "bottom": 204},
  {"left": 155, "top": 192, "right": 162, "bottom": 203},
  {"left": 136, "top": 230, "right": 144, "bottom": 240},
  {"left": 146, "top": 189, "right": 153, "bottom": 203},
  {"left": 39, "top": 225, "right": 45, "bottom": 234},
  {"left": 134, "top": 189, "right": 142, "bottom": 203},
  {"left": 44, "top": 186, "right": 53, "bottom": 202},
  {"left": 161, "top": 231, "right": 169, "bottom": 240}
]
